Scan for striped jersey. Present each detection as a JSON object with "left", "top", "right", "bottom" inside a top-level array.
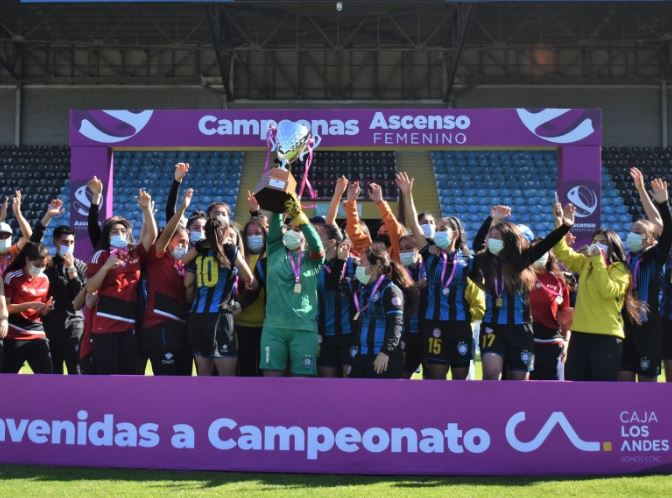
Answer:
[
  {"left": 355, "top": 278, "right": 404, "bottom": 356},
  {"left": 421, "top": 247, "right": 473, "bottom": 323},
  {"left": 317, "top": 256, "right": 356, "bottom": 336},
  {"left": 405, "top": 260, "right": 427, "bottom": 334},
  {"left": 188, "top": 245, "right": 239, "bottom": 314}
]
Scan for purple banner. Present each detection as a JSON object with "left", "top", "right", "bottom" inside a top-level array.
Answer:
[
  {"left": 69, "top": 109, "right": 601, "bottom": 148},
  {"left": 0, "top": 375, "right": 669, "bottom": 475}
]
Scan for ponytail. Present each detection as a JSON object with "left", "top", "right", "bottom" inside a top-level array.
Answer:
[
  {"left": 446, "top": 216, "right": 470, "bottom": 256},
  {"left": 204, "top": 217, "right": 232, "bottom": 269}
]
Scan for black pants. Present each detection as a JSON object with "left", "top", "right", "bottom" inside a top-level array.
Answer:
[
  {"left": 236, "top": 325, "right": 263, "bottom": 376},
  {"left": 92, "top": 331, "right": 138, "bottom": 375},
  {"left": 531, "top": 343, "right": 564, "bottom": 380},
  {"left": 2, "top": 338, "right": 53, "bottom": 374},
  {"left": 141, "top": 322, "right": 192, "bottom": 376},
  {"left": 350, "top": 350, "right": 404, "bottom": 379},
  {"left": 565, "top": 331, "right": 622, "bottom": 381},
  {"left": 46, "top": 321, "right": 83, "bottom": 375}
]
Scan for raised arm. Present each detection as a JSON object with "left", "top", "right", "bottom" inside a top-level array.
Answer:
[
  {"left": 166, "top": 162, "right": 189, "bottom": 224},
  {"left": 284, "top": 197, "right": 324, "bottom": 261},
  {"left": 137, "top": 189, "right": 157, "bottom": 253},
  {"left": 156, "top": 188, "right": 193, "bottom": 255},
  {"left": 234, "top": 250, "right": 254, "bottom": 284},
  {"left": 12, "top": 190, "right": 32, "bottom": 250},
  {"left": 649, "top": 178, "right": 672, "bottom": 262},
  {"left": 551, "top": 203, "right": 588, "bottom": 274},
  {"left": 267, "top": 213, "right": 284, "bottom": 255},
  {"left": 344, "top": 180, "right": 372, "bottom": 254},
  {"left": 396, "top": 172, "right": 426, "bottom": 249},
  {"left": 87, "top": 176, "right": 103, "bottom": 247},
  {"left": 631, "top": 167, "right": 663, "bottom": 234},
  {"left": 0, "top": 279, "right": 7, "bottom": 339},
  {"left": 326, "top": 176, "right": 348, "bottom": 226},
  {"left": 369, "top": 183, "right": 405, "bottom": 262},
  {"left": 31, "top": 199, "right": 65, "bottom": 244}
]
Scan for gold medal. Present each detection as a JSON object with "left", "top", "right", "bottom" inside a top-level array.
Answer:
[
  {"left": 495, "top": 297, "right": 503, "bottom": 308},
  {"left": 294, "top": 283, "right": 301, "bottom": 294}
]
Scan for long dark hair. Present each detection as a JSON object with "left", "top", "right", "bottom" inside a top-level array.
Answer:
[
  {"left": 8, "top": 242, "right": 50, "bottom": 273},
  {"left": 594, "top": 229, "right": 648, "bottom": 325},
  {"left": 242, "top": 218, "right": 268, "bottom": 257},
  {"left": 365, "top": 243, "right": 418, "bottom": 315},
  {"left": 479, "top": 221, "right": 536, "bottom": 293},
  {"left": 204, "top": 216, "right": 232, "bottom": 269},
  {"left": 444, "top": 216, "right": 470, "bottom": 256},
  {"left": 96, "top": 217, "right": 134, "bottom": 252},
  {"left": 531, "top": 237, "right": 566, "bottom": 283}
]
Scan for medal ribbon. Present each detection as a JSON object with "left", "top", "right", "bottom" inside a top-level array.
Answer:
[
  {"left": 353, "top": 275, "right": 386, "bottom": 316},
  {"left": 440, "top": 251, "right": 459, "bottom": 291},
  {"left": 288, "top": 251, "right": 304, "bottom": 286}
]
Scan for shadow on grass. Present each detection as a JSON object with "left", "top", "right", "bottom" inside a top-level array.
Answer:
[{"left": 0, "top": 465, "right": 666, "bottom": 491}]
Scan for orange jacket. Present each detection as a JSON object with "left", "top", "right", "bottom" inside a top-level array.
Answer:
[{"left": 344, "top": 199, "right": 405, "bottom": 264}]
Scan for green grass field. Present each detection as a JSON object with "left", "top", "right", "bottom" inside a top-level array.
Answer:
[{"left": 0, "top": 465, "right": 669, "bottom": 497}]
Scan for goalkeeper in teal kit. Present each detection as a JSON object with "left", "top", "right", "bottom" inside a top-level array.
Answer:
[{"left": 260, "top": 197, "right": 324, "bottom": 376}]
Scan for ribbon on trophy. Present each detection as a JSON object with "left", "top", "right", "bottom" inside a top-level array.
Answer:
[{"left": 263, "top": 120, "right": 321, "bottom": 208}]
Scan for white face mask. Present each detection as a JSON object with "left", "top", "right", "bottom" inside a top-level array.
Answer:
[
  {"left": 189, "top": 230, "right": 204, "bottom": 243},
  {"left": 247, "top": 235, "right": 264, "bottom": 253},
  {"left": 216, "top": 214, "right": 229, "bottom": 226},
  {"left": 434, "top": 230, "right": 452, "bottom": 249},
  {"left": 29, "top": 264, "right": 45, "bottom": 277},
  {"left": 592, "top": 242, "right": 609, "bottom": 255},
  {"left": 283, "top": 230, "right": 302, "bottom": 251},
  {"left": 171, "top": 246, "right": 187, "bottom": 260},
  {"left": 533, "top": 253, "right": 549, "bottom": 269},
  {"left": 626, "top": 232, "right": 644, "bottom": 253},
  {"left": 58, "top": 245, "right": 74, "bottom": 258},
  {"left": 355, "top": 266, "right": 372, "bottom": 285},
  {"left": 421, "top": 223, "right": 436, "bottom": 239},
  {"left": 399, "top": 251, "right": 419, "bottom": 267},
  {"left": 0, "top": 237, "right": 11, "bottom": 253},
  {"left": 487, "top": 238, "right": 504, "bottom": 255},
  {"left": 109, "top": 234, "right": 127, "bottom": 249}
]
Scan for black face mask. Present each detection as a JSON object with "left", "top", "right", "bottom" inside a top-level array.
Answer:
[{"left": 376, "top": 234, "right": 391, "bottom": 248}]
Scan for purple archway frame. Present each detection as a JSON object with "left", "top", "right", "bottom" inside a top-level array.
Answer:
[{"left": 69, "top": 108, "right": 602, "bottom": 259}]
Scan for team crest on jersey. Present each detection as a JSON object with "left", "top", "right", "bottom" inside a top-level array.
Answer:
[
  {"left": 456, "top": 341, "right": 468, "bottom": 356},
  {"left": 640, "top": 357, "right": 651, "bottom": 372},
  {"left": 520, "top": 350, "right": 532, "bottom": 366},
  {"left": 350, "top": 346, "right": 359, "bottom": 358},
  {"left": 370, "top": 293, "right": 380, "bottom": 303},
  {"left": 432, "top": 328, "right": 441, "bottom": 338},
  {"left": 303, "top": 355, "right": 313, "bottom": 368},
  {"left": 391, "top": 296, "right": 402, "bottom": 307}
]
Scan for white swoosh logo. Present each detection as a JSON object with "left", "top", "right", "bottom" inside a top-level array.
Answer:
[
  {"left": 506, "top": 411, "right": 601, "bottom": 453},
  {"left": 516, "top": 109, "right": 595, "bottom": 144}
]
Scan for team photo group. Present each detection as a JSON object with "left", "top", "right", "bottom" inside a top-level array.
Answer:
[{"left": 0, "top": 159, "right": 670, "bottom": 383}]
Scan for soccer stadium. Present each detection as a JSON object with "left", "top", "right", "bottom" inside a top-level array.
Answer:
[{"left": 0, "top": 0, "right": 671, "bottom": 495}]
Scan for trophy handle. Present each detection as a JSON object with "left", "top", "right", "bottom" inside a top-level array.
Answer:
[{"left": 299, "top": 134, "right": 321, "bottom": 163}]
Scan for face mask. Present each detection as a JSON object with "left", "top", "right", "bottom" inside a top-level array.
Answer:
[
  {"left": 355, "top": 266, "right": 372, "bottom": 285},
  {"left": 400, "top": 251, "right": 419, "bottom": 267},
  {"left": 626, "top": 232, "right": 644, "bottom": 253},
  {"left": 109, "top": 234, "right": 127, "bottom": 249},
  {"left": 421, "top": 223, "right": 436, "bottom": 239},
  {"left": 216, "top": 214, "right": 229, "bottom": 226},
  {"left": 190, "top": 231, "right": 204, "bottom": 243},
  {"left": 58, "top": 245, "right": 74, "bottom": 258},
  {"left": 0, "top": 238, "right": 11, "bottom": 253},
  {"left": 533, "top": 253, "right": 549, "bottom": 269},
  {"left": 376, "top": 234, "right": 391, "bottom": 248},
  {"left": 434, "top": 231, "right": 452, "bottom": 249},
  {"left": 283, "top": 230, "right": 302, "bottom": 251},
  {"left": 487, "top": 238, "right": 504, "bottom": 255},
  {"left": 592, "top": 242, "right": 609, "bottom": 254},
  {"left": 29, "top": 265, "right": 44, "bottom": 277},
  {"left": 171, "top": 246, "right": 187, "bottom": 260},
  {"left": 247, "top": 235, "right": 264, "bottom": 253}
]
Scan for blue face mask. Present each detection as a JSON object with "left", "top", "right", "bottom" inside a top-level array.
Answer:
[
  {"left": 58, "top": 245, "right": 74, "bottom": 258},
  {"left": 434, "top": 231, "right": 452, "bottom": 249},
  {"left": 110, "top": 234, "right": 127, "bottom": 249},
  {"left": 247, "top": 235, "right": 265, "bottom": 253},
  {"left": 190, "top": 231, "right": 204, "bottom": 243},
  {"left": 487, "top": 238, "right": 504, "bottom": 255}
]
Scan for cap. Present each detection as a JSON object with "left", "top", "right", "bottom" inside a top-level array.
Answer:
[
  {"left": 0, "top": 222, "right": 11, "bottom": 235},
  {"left": 516, "top": 224, "right": 535, "bottom": 243},
  {"left": 310, "top": 215, "right": 326, "bottom": 225}
]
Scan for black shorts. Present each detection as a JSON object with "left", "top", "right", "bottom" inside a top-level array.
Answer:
[
  {"left": 350, "top": 349, "right": 404, "bottom": 379},
  {"left": 662, "top": 318, "right": 672, "bottom": 361},
  {"left": 2, "top": 338, "right": 53, "bottom": 374},
  {"left": 532, "top": 342, "right": 564, "bottom": 380},
  {"left": 621, "top": 319, "right": 663, "bottom": 377},
  {"left": 318, "top": 334, "right": 357, "bottom": 367},
  {"left": 142, "top": 321, "right": 192, "bottom": 376},
  {"left": 424, "top": 320, "right": 473, "bottom": 368},
  {"left": 188, "top": 312, "right": 237, "bottom": 358},
  {"left": 401, "top": 333, "right": 424, "bottom": 373},
  {"left": 480, "top": 323, "right": 535, "bottom": 372}
]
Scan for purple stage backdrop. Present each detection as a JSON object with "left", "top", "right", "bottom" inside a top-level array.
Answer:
[
  {"left": 69, "top": 108, "right": 602, "bottom": 258},
  {"left": 0, "top": 375, "right": 669, "bottom": 475}
]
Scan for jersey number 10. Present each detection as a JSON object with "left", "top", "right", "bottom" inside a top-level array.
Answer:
[{"left": 195, "top": 256, "right": 220, "bottom": 288}]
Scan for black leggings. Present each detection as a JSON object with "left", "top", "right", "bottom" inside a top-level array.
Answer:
[
  {"left": 350, "top": 350, "right": 404, "bottom": 379},
  {"left": 565, "top": 331, "right": 622, "bottom": 381},
  {"left": 46, "top": 321, "right": 83, "bottom": 375},
  {"left": 141, "top": 323, "right": 192, "bottom": 376},
  {"left": 92, "top": 331, "right": 138, "bottom": 375},
  {"left": 2, "top": 338, "right": 53, "bottom": 374},
  {"left": 236, "top": 325, "right": 263, "bottom": 376}
]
